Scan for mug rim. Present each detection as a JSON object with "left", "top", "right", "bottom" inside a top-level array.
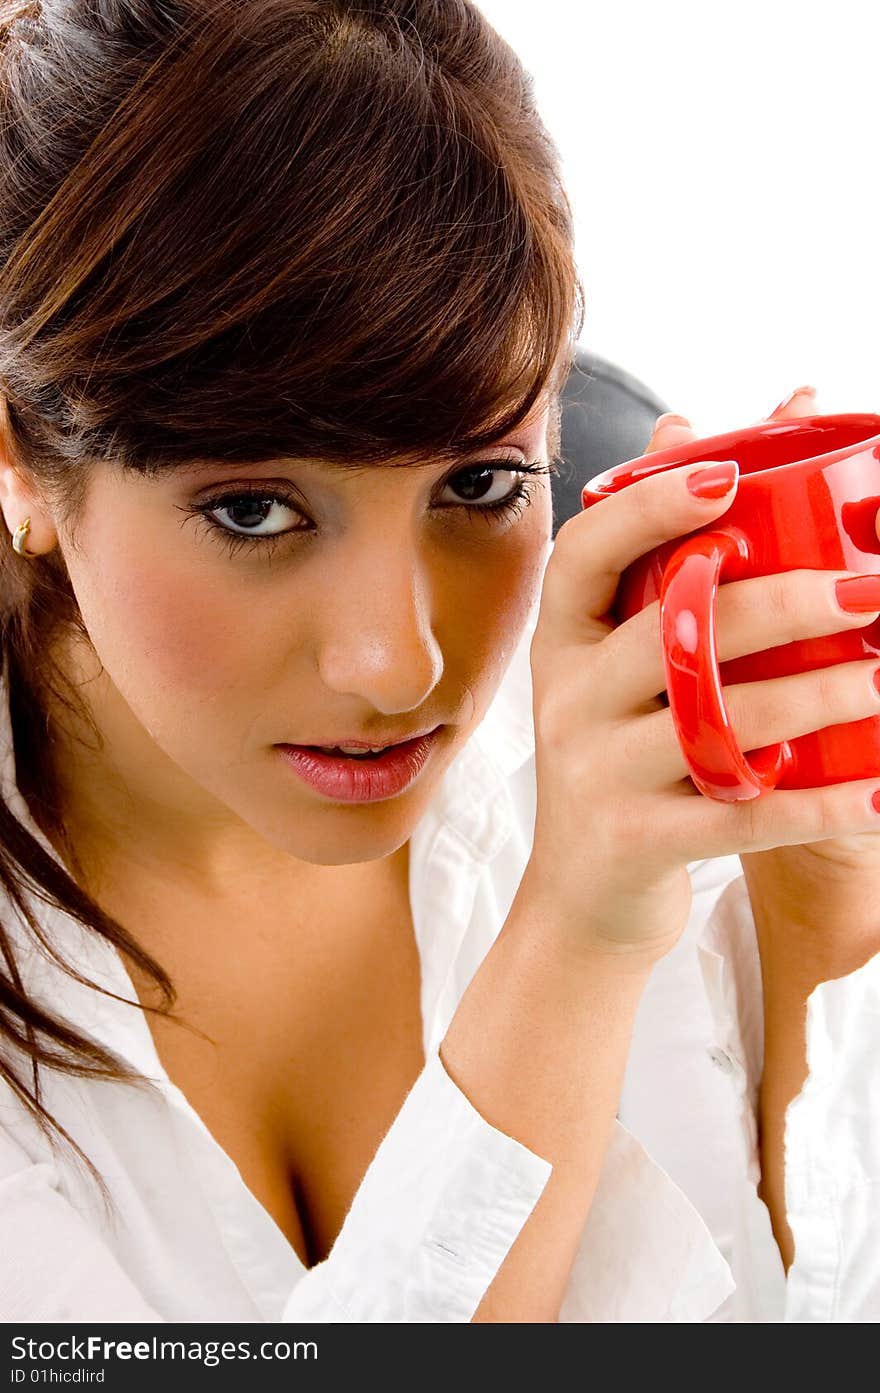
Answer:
[{"left": 581, "top": 411, "right": 880, "bottom": 503}]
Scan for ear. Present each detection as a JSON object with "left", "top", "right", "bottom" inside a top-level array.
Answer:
[{"left": 0, "top": 397, "right": 57, "bottom": 555}]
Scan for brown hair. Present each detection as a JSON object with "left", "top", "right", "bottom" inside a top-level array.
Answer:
[{"left": 0, "top": 0, "right": 583, "bottom": 1191}]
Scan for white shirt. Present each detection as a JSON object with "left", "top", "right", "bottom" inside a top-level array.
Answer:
[{"left": 0, "top": 540, "right": 876, "bottom": 1323}]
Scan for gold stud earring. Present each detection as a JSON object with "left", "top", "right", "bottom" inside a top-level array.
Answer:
[{"left": 11, "top": 516, "right": 37, "bottom": 558}]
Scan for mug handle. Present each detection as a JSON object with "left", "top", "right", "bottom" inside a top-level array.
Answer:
[{"left": 659, "top": 529, "right": 794, "bottom": 801}]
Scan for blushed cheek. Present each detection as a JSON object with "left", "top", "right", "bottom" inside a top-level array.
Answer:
[{"left": 72, "top": 548, "right": 258, "bottom": 703}]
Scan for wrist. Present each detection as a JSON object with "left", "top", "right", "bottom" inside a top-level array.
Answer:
[
  {"left": 741, "top": 847, "right": 880, "bottom": 986},
  {"left": 513, "top": 860, "right": 685, "bottom": 975}
]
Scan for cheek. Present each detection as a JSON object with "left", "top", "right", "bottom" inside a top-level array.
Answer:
[
  {"left": 66, "top": 534, "right": 267, "bottom": 703},
  {"left": 443, "top": 508, "right": 550, "bottom": 706}
]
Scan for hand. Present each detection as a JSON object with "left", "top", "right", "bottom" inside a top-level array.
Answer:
[
  {"left": 523, "top": 385, "right": 880, "bottom": 963},
  {"left": 645, "top": 388, "right": 880, "bottom": 887}
]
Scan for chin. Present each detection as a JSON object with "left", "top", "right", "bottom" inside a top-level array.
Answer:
[{"left": 236, "top": 777, "right": 433, "bottom": 868}]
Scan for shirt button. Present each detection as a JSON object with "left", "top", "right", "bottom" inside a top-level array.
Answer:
[{"left": 708, "top": 1045, "right": 736, "bottom": 1075}]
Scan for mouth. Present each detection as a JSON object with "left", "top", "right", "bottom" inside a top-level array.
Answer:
[
  {"left": 302, "top": 746, "right": 407, "bottom": 761},
  {"left": 274, "top": 726, "right": 446, "bottom": 802},
  {"left": 288, "top": 726, "right": 442, "bottom": 759}
]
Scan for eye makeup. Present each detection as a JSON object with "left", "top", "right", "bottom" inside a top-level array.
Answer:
[{"left": 176, "top": 459, "right": 556, "bottom": 556}]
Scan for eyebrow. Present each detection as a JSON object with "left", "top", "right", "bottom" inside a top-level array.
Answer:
[{"left": 169, "top": 444, "right": 531, "bottom": 478}]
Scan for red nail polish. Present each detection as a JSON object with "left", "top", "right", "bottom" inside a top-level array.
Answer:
[
  {"left": 836, "top": 576, "right": 880, "bottom": 614},
  {"left": 874, "top": 668, "right": 880, "bottom": 697},
  {"left": 686, "top": 460, "right": 738, "bottom": 500},
  {"left": 872, "top": 790, "right": 880, "bottom": 815}
]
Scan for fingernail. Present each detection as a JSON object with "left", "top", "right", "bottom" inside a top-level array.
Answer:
[
  {"left": 874, "top": 667, "right": 880, "bottom": 696},
  {"left": 654, "top": 412, "right": 692, "bottom": 430},
  {"left": 871, "top": 789, "right": 880, "bottom": 815},
  {"left": 770, "top": 385, "right": 817, "bottom": 415},
  {"left": 686, "top": 460, "right": 739, "bottom": 500},
  {"left": 835, "top": 575, "right": 880, "bottom": 614}
]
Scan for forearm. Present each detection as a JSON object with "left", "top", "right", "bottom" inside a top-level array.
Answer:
[
  {"left": 440, "top": 874, "right": 656, "bottom": 1323},
  {"left": 741, "top": 847, "right": 880, "bottom": 1271}
]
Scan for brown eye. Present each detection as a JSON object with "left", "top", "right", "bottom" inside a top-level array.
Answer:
[
  {"left": 441, "top": 466, "right": 526, "bottom": 508},
  {"left": 181, "top": 459, "right": 553, "bottom": 558},
  {"left": 438, "top": 461, "right": 553, "bottom": 522},
  {"left": 207, "top": 492, "right": 303, "bottom": 537}
]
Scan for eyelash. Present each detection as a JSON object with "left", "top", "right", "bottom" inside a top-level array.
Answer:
[{"left": 183, "top": 461, "right": 556, "bottom": 557}]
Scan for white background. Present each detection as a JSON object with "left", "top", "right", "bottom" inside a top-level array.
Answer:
[{"left": 476, "top": 0, "right": 880, "bottom": 436}]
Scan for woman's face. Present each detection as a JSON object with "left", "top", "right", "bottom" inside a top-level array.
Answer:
[{"left": 46, "top": 402, "right": 553, "bottom": 873}]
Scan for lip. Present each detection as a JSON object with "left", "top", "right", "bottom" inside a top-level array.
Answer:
[
  {"left": 275, "top": 726, "right": 444, "bottom": 803},
  {"left": 294, "top": 726, "right": 440, "bottom": 751}
]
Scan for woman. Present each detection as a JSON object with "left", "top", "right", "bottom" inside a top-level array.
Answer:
[{"left": 0, "top": 0, "right": 877, "bottom": 1324}]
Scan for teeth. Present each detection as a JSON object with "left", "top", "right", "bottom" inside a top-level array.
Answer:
[{"left": 322, "top": 744, "right": 389, "bottom": 755}]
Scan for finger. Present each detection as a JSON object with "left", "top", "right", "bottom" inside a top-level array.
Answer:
[
  {"left": 591, "top": 566, "right": 880, "bottom": 714},
  {"left": 627, "top": 656, "right": 880, "bottom": 788},
  {"left": 660, "top": 773, "right": 880, "bottom": 863},
  {"left": 764, "top": 384, "right": 818, "bottom": 422},
  {"left": 538, "top": 458, "right": 739, "bottom": 645},
  {"left": 646, "top": 386, "right": 819, "bottom": 460},
  {"left": 644, "top": 412, "right": 698, "bottom": 456}
]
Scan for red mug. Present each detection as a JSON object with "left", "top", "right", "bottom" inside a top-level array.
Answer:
[{"left": 580, "top": 412, "right": 880, "bottom": 802}]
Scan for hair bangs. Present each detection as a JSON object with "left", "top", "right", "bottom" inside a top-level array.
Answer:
[{"left": 1, "top": 0, "right": 582, "bottom": 477}]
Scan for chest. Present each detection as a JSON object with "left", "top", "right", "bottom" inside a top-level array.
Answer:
[{"left": 124, "top": 864, "right": 426, "bottom": 1269}]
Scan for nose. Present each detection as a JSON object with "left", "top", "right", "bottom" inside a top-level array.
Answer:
[{"left": 315, "top": 537, "right": 444, "bottom": 716}]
